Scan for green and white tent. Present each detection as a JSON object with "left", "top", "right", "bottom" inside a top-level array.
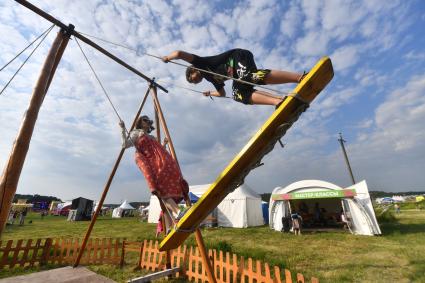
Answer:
[{"left": 269, "top": 180, "right": 381, "bottom": 236}]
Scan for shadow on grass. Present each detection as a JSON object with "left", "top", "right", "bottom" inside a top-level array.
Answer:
[{"left": 380, "top": 222, "right": 425, "bottom": 235}]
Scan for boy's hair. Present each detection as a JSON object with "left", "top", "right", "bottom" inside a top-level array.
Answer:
[{"left": 185, "top": 65, "right": 196, "bottom": 83}]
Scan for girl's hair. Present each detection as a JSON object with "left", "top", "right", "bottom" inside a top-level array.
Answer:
[{"left": 136, "top": 115, "right": 155, "bottom": 133}]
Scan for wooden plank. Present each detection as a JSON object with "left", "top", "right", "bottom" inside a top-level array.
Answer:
[
  {"left": 273, "top": 266, "right": 282, "bottom": 283},
  {"left": 40, "top": 238, "right": 52, "bottom": 266},
  {"left": 127, "top": 267, "right": 180, "bottom": 283},
  {"left": 264, "top": 263, "right": 273, "bottom": 283},
  {"left": 113, "top": 238, "right": 120, "bottom": 264},
  {"left": 285, "top": 269, "right": 293, "bottom": 283},
  {"left": 239, "top": 256, "right": 245, "bottom": 283},
  {"left": 93, "top": 238, "right": 100, "bottom": 264},
  {"left": 225, "top": 252, "right": 231, "bottom": 283},
  {"left": 19, "top": 239, "right": 32, "bottom": 267},
  {"left": 0, "top": 240, "right": 13, "bottom": 268},
  {"left": 65, "top": 238, "right": 73, "bottom": 264},
  {"left": 10, "top": 239, "right": 23, "bottom": 268},
  {"left": 160, "top": 57, "right": 334, "bottom": 251},
  {"left": 58, "top": 238, "right": 66, "bottom": 265},
  {"left": 297, "top": 273, "right": 305, "bottom": 283},
  {"left": 106, "top": 238, "right": 112, "bottom": 263},
  {"left": 232, "top": 254, "right": 238, "bottom": 283},
  {"left": 256, "top": 260, "right": 262, "bottom": 282},
  {"left": 29, "top": 239, "right": 41, "bottom": 267},
  {"left": 52, "top": 238, "right": 59, "bottom": 264},
  {"left": 72, "top": 238, "right": 80, "bottom": 263},
  {"left": 120, "top": 240, "right": 126, "bottom": 267}
]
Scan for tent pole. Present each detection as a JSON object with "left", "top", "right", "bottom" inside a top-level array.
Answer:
[
  {"left": 73, "top": 84, "right": 153, "bottom": 267},
  {"left": 0, "top": 26, "right": 73, "bottom": 237},
  {"left": 150, "top": 88, "right": 216, "bottom": 283}
]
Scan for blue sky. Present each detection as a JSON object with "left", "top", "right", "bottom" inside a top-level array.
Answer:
[{"left": 1, "top": 0, "right": 424, "bottom": 203}]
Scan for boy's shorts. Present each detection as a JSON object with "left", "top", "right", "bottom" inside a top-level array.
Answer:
[
  {"left": 230, "top": 49, "right": 270, "bottom": 104},
  {"left": 232, "top": 69, "right": 271, "bottom": 104}
]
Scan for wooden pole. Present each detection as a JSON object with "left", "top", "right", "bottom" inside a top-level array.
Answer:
[
  {"left": 150, "top": 87, "right": 179, "bottom": 168},
  {"left": 150, "top": 88, "right": 216, "bottom": 283},
  {"left": 15, "top": 0, "right": 167, "bottom": 94},
  {"left": 0, "top": 27, "right": 72, "bottom": 237},
  {"left": 73, "top": 84, "right": 153, "bottom": 267},
  {"left": 338, "top": 133, "right": 356, "bottom": 185},
  {"left": 155, "top": 108, "right": 161, "bottom": 144}
]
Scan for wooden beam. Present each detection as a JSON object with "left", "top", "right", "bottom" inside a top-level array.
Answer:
[
  {"left": 0, "top": 27, "right": 71, "bottom": 237},
  {"left": 150, "top": 87, "right": 179, "bottom": 167},
  {"left": 127, "top": 267, "right": 180, "bottom": 283},
  {"left": 14, "top": 0, "right": 168, "bottom": 93}
]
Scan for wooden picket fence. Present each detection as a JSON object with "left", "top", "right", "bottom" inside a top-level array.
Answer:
[
  {"left": 131, "top": 239, "right": 319, "bottom": 283},
  {"left": 0, "top": 237, "right": 122, "bottom": 269},
  {"left": 1, "top": 238, "right": 319, "bottom": 282}
]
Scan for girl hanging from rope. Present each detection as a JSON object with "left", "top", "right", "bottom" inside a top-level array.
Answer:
[
  {"left": 162, "top": 49, "right": 307, "bottom": 107},
  {"left": 119, "top": 115, "right": 189, "bottom": 231}
]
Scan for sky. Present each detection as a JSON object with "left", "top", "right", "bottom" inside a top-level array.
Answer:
[{"left": 0, "top": 0, "right": 424, "bottom": 204}]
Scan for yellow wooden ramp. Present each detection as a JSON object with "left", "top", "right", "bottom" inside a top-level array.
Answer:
[{"left": 159, "top": 57, "right": 334, "bottom": 251}]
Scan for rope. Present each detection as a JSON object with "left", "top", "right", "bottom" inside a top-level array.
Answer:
[
  {"left": 76, "top": 31, "right": 297, "bottom": 97},
  {"left": 74, "top": 36, "right": 123, "bottom": 122},
  {"left": 0, "top": 24, "right": 55, "bottom": 72},
  {"left": 0, "top": 25, "right": 55, "bottom": 96},
  {"left": 156, "top": 79, "right": 231, "bottom": 101}
]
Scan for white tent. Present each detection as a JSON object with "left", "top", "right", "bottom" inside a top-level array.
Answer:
[
  {"left": 112, "top": 200, "right": 135, "bottom": 218},
  {"left": 148, "top": 183, "right": 264, "bottom": 228},
  {"left": 269, "top": 180, "right": 381, "bottom": 236}
]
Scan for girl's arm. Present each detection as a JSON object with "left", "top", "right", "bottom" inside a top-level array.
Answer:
[{"left": 119, "top": 121, "right": 134, "bottom": 149}]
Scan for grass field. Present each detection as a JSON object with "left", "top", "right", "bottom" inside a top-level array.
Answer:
[{"left": 1, "top": 208, "right": 424, "bottom": 282}]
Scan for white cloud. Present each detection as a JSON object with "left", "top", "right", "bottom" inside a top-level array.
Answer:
[
  {"left": 331, "top": 45, "right": 359, "bottom": 72},
  {"left": 0, "top": 0, "right": 423, "bottom": 204}
]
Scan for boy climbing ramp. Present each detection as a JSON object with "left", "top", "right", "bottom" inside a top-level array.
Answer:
[{"left": 162, "top": 49, "right": 306, "bottom": 106}]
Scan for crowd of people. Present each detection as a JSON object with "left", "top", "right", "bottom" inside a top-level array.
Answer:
[{"left": 7, "top": 208, "right": 28, "bottom": 226}]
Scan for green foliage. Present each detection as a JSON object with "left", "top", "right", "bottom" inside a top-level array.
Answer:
[
  {"left": 206, "top": 240, "right": 233, "bottom": 253},
  {"left": 375, "top": 207, "right": 397, "bottom": 223},
  {"left": 400, "top": 201, "right": 425, "bottom": 210}
]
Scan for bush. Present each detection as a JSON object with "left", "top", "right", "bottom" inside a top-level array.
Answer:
[{"left": 375, "top": 207, "right": 396, "bottom": 223}]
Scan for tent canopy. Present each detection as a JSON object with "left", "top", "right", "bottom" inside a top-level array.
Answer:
[
  {"left": 148, "top": 183, "right": 264, "bottom": 228},
  {"left": 119, "top": 200, "right": 135, "bottom": 210}
]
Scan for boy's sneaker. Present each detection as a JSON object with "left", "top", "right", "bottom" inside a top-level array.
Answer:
[
  {"left": 275, "top": 96, "right": 287, "bottom": 110},
  {"left": 298, "top": 71, "right": 308, "bottom": 83}
]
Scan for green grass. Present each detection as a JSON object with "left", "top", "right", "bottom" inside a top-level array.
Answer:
[{"left": 1, "top": 209, "right": 424, "bottom": 282}]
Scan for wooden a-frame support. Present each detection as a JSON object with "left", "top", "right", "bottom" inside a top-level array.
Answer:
[{"left": 75, "top": 86, "right": 216, "bottom": 282}]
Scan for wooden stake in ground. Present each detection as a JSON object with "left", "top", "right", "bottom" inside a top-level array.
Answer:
[{"left": 0, "top": 26, "right": 73, "bottom": 237}]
